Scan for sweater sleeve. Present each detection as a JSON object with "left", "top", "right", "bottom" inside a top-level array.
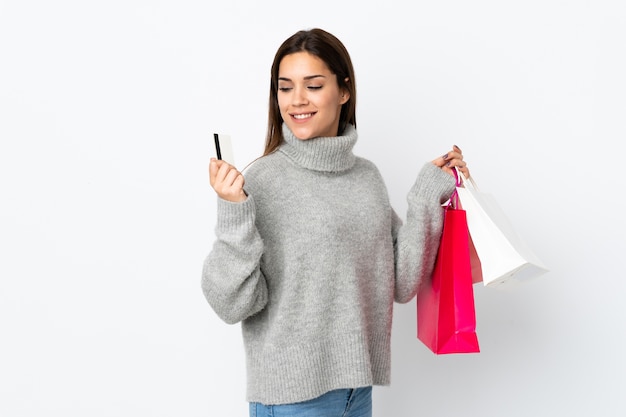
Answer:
[
  {"left": 393, "top": 163, "right": 456, "bottom": 303},
  {"left": 201, "top": 195, "right": 268, "bottom": 324}
]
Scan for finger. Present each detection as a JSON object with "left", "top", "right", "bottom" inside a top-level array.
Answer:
[
  {"left": 209, "top": 158, "right": 220, "bottom": 186},
  {"left": 215, "top": 163, "right": 244, "bottom": 194},
  {"left": 441, "top": 158, "right": 467, "bottom": 176},
  {"left": 442, "top": 156, "right": 464, "bottom": 169},
  {"left": 451, "top": 160, "right": 466, "bottom": 171},
  {"left": 433, "top": 147, "right": 465, "bottom": 169},
  {"left": 210, "top": 160, "right": 231, "bottom": 191},
  {"left": 433, "top": 152, "right": 450, "bottom": 168},
  {"left": 217, "top": 169, "right": 246, "bottom": 202},
  {"left": 232, "top": 172, "right": 245, "bottom": 191},
  {"left": 215, "top": 160, "right": 236, "bottom": 183},
  {"left": 223, "top": 167, "right": 243, "bottom": 188},
  {"left": 456, "top": 162, "right": 470, "bottom": 178}
]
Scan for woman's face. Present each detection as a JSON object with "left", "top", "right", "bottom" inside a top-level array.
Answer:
[{"left": 277, "top": 51, "right": 349, "bottom": 140}]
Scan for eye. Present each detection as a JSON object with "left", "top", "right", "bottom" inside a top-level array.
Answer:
[
  {"left": 278, "top": 87, "right": 292, "bottom": 92},
  {"left": 307, "top": 86, "right": 322, "bottom": 90}
]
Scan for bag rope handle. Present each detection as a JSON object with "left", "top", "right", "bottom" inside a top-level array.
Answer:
[{"left": 447, "top": 168, "right": 462, "bottom": 209}]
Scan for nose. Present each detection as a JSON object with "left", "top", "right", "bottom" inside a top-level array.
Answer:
[{"left": 292, "top": 85, "right": 308, "bottom": 106}]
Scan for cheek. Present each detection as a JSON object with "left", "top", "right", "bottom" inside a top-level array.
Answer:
[
  {"left": 329, "top": 93, "right": 344, "bottom": 109},
  {"left": 277, "top": 95, "right": 289, "bottom": 113}
]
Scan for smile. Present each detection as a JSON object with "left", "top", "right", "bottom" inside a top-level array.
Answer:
[{"left": 292, "top": 113, "right": 314, "bottom": 120}]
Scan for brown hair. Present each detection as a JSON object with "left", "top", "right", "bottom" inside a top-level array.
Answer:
[{"left": 263, "top": 28, "right": 357, "bottom": 156}]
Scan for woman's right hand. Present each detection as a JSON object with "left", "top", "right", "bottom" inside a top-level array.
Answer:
[{"left": 209, "top": 158, "right": 247, "bottom": 202}]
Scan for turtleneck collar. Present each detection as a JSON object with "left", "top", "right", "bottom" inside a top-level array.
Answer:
[{"left": 279, "top": 123, "right": 358, "bottom": 172}]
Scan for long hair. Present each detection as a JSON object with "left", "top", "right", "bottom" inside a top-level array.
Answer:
[{"left": 263, "top": 28, "right": 357, "bottom": 156}]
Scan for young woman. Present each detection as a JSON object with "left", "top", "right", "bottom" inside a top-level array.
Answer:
[{"left": 202, "top": 28, "right": 469, "bottom": 417}]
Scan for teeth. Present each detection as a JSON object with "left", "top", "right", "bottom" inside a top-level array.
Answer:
[{"left": 293, "top": 113, "right": 312, "bottom": 119}]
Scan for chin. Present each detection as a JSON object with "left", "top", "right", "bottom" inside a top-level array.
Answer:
[
  {"left": 289, "top": 126, "right": 316, "bottom": 141},
  {"left": 294, "top": 134, "right": 315, "bottom": 141}
]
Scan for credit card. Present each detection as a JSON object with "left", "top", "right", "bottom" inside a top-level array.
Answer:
[{"left": 213, "top": 133, "right": 235, "bottom": 166}]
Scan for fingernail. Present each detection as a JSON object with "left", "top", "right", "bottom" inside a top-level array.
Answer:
[
  {"left": 453, "top": 144, "right": 461, "bottom": 152},
  {"left": 446, "top": 161, "right": 451, "bottom": 167},
  {"left": 442, "top": 153, "right": 449, "bottom": 160}
]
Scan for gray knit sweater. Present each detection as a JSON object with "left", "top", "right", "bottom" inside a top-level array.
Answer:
[{"left": 202, "top": 124, "right": 455, "bottom": 405}]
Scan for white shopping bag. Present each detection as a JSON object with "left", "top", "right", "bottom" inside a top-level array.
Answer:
[{"left": 455, "top": 170, "right": 548, "bottom": 287}]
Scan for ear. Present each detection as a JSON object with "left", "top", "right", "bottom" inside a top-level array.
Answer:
[{"left": 339, "top": 77, "right": 351, "bottom": 105}]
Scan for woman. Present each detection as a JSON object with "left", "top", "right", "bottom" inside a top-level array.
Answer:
[{"left": 202, "top": 28, "right": 468, "bottom": 417}]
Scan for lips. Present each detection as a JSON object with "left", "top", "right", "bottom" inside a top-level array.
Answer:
[{"left": 291, "top": 112, "right": 314, "bottom": 120}]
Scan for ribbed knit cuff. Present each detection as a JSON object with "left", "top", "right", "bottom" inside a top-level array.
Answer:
[
  {"left": 216, "top": 195, "right": 256, "bottom": 234},
  {"left": 409, "top": 163, "right": 456, "bottom": 206}
]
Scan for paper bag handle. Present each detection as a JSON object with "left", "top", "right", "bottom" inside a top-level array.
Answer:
[{"left": 455, "top": 167, "right": 480, "bottom": 192}]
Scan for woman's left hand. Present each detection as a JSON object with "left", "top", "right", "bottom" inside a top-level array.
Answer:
[{"left": 432, "top": 144, "right": 470, "bottom": 178}]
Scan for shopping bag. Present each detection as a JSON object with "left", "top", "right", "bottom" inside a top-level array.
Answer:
[
  {"left": 417, "top": 193, "right": 480, "bottom": 354},
  {"left": 455, "top": 170, "right": 548, "bottom": 287},
  {"left": 469, "top": 231, "right": 483, "bottom": 284}
]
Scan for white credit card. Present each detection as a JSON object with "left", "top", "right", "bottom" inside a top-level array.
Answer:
[{"left": 213, "top": 133, "right": 235, "bottom": 166}]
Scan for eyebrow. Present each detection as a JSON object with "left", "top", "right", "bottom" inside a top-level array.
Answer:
[{"left": 278, "top": 74, "right": 327, "bottom": 82}]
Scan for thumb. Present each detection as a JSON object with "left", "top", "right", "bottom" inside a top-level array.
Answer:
[{"left": 209, "top": 158, "right": 219, "bottom": 184}]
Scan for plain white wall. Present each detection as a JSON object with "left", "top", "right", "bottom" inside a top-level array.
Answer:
[{"left": 1, "top": 1, "right": 624, "bottom": 416}]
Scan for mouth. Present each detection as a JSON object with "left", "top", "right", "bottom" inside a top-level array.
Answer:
[{"left": 291, "top": 112, "right": 315, "bottom": 121}]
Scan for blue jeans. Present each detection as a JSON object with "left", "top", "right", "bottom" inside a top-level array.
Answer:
[{"left": 249, "top": 386, "right": 372, "bottom": 417}]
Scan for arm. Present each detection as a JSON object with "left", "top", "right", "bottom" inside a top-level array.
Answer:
[
  {"left": 201, "top": 158, "right": 268, "bottom": 324},
  {"left": 393, "top": 163, "right": 456, "bottom": 303},
  {"left": 201, "top": 196, "right": 268, "bottom": 324},
  {"left": 393, "top": 145, "right": 468, "bottom": 302}
]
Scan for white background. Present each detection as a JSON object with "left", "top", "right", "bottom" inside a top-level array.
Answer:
[{"left": 1, "top": 1, "right": 625, "bottom": 416}]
